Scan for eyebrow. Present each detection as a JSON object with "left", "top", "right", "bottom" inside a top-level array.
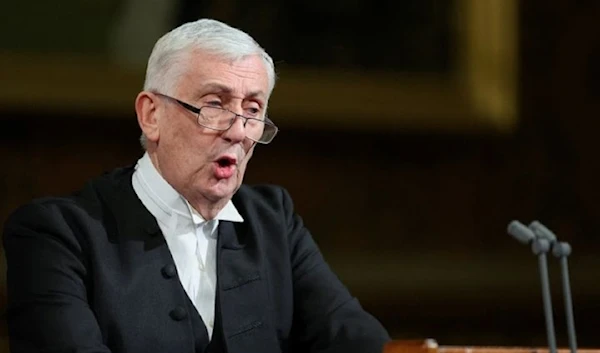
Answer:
[{"left": 198, "top": 82, "right": 267, "bottom": 102}]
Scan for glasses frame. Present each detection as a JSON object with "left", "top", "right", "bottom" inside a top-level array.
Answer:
[{"left": 153, "top": 92, "right": 278, "bottom": 144}]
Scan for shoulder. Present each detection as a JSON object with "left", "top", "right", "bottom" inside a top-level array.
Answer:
[
  {"left": 233, "top": 184, "right": 295, "bottom": 213},
  {"left": 3, "top": 166, "right": 135, "bottom": 232},
  {"left": 232, "top": 184, "right": 298, "bottom": 227}
]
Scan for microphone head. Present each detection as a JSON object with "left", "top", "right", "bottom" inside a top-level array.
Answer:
[
  {"left": 507, "top": 220, "right": 536, "bottom": 244},
  {"left": 552, "top": 241, "right": 572, "bottom": 257},
  {"left": 531, "top": 237, "right": 551, "bottom": 254},
  {"left": 529, "top": 220, "right": 557, "bottom": 242}
]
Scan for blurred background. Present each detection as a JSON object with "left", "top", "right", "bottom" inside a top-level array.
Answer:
[{"left": 1, "top": 0, "right": 600, "bottom": 351}]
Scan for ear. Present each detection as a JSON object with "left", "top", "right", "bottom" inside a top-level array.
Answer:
[{"left": 135, "top": 91, "right": 161, "bottom": 144}]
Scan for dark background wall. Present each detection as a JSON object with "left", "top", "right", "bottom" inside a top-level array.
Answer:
[{"left": 1, "top": 0, "right": 600, "bottom": 351}]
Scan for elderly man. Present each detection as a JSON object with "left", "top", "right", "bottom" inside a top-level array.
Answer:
[{"left": 3, "top": 19, "right": 390, "bottom": 353}]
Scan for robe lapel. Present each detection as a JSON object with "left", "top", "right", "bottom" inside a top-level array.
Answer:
[
  {"left": 216, "top": 221, "right": 279, "bottom": 353},
  {"left": 96, "top": 168, "right": 163, "bottom": 245}
]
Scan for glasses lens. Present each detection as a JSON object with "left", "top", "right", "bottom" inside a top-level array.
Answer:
[
  {"left": 198, "top": 107, "right": 277, "bottom": 144},
  {"left": 199, "top": 107, "right": 228, "bottom": 129},
  {"left": 259, "top": 125, "right": 277, "bottom": 143}
]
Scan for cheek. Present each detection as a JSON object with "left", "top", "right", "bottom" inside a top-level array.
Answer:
[
  {"left": 244, "top": 146, "right": 255, "bottom": 163},
  {"left": 167, "top": 124, "right": 205, "bottom": 159},
  {"left": 243, "top": 139, "right": 256, "bottom": 154},
  {"left": 237, "top": 148, "right": 254, "bottom": 174}
]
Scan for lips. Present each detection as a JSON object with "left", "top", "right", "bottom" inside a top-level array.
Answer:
[
  {"left": 216, "top": 155, "right": 237, "bottom": 167},
  {"left": 213, "top": 154, "right": 238, "bottom": 179}
]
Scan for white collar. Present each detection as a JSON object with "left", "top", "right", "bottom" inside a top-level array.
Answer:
[{"left": 132, "top": 152, "right": 244, "bottom": 228}]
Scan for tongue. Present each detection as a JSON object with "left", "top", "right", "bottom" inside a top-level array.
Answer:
[{"left": 214, "top": 162, "right": 235, "bottom": 179}]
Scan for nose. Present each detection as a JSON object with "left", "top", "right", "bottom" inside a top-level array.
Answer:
[{"left": 221, "top": 114, "right": 246, "bottom": 143}]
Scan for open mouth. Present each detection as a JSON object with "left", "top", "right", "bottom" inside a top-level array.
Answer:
[
  {"left": 216, "top": 156, "right": 237, "bottom": 168},
  {"left": 213, "top": 155, "right": 238, "bottom": 179}
]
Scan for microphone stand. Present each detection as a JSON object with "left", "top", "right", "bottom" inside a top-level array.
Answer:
[
  {"left": 507, "top": 221, "right": 558, "bottom": 353},
  {"left": 552, "top": 242, "right": 578, "bottom": 353},
  {"left": 531, "top": 237, "right": 558, "bottom": 353},
  {"left": 530, "top": 220, "right": 579, "bottom": 353}
]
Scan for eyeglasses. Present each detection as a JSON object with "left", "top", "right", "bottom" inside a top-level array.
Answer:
[{"left": 154, "top": 92, "right": 278, "bottom": 144}]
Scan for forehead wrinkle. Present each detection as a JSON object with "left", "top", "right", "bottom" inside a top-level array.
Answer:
[
  {"left": 201, "top": 82, "right": 232, "bottom": 95},
  {"left": 178, "top": 53, "right": 270, "bottom": 102}
]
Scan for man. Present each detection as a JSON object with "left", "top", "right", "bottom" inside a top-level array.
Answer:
[{"left": 3, "top": 19, "right": 390, "bottom": 353}]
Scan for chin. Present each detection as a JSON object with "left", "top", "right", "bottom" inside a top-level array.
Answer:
[{"left": 207, "top": 178, "right": 241, "bottom": 200}]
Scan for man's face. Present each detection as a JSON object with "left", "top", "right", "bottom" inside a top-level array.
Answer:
[{"left": 149, "top": 51, "right": 270, "bottom": 206}]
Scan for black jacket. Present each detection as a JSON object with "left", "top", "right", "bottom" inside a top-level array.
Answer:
[{"left": 3, "top": 166, "right": 390, "bottom": 353}]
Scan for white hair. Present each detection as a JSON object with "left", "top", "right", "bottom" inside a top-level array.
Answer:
[{"left": 139, "top": 18, "right": 277, "bottom": 149}]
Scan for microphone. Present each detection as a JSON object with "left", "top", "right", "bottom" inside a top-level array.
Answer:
[
  {"left": 530, "top": 221, "right": 578, "bottom": 353},
  {"left": 507, "top": 220, "right": 557, "bottom": 353},
  {"left": 507, "top": 220, "right": 536, "bottom": 244},
  {"left": 529, "top": 220, "right": 557, "bottom": 242}
]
